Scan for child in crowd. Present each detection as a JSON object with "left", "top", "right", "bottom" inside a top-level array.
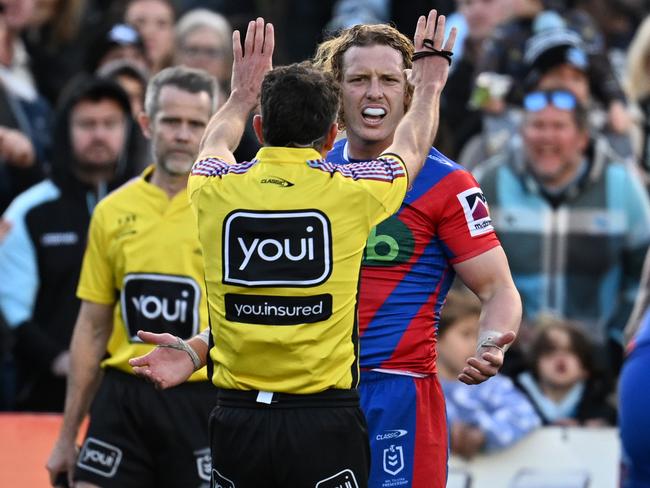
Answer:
[
  {"left": 515, "top": 317, "right": 617, "bottom": 426},
  {"left": 438, "top": 290, "right": 541, "bottom": 459}
]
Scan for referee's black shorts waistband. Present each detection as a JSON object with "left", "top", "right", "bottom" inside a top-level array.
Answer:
[{"left": 215, "top": 387, "right": 359, "bottom": 409}]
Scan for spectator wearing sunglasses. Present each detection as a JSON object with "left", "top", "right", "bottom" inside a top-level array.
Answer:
[
  {"left": 525, "top": 28, "right": 634, "bottom": 162},
  {"left": 474, "top": 87, "right": 650, "bottom": 373},
  {"left": 459, "top": 27, "right": 634, "bottom": 168}
]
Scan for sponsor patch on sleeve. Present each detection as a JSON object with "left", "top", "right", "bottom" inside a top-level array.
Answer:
[{"left": 456, "top": 188, "right": 494, "bottom": 237}]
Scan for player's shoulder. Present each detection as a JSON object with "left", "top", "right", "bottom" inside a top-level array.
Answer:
[
  {"left": 427, "top": 147, "right": 465, "bottom": 169},
  {"left": 421, "top": 147, "right": 471, "bottom": 180}
]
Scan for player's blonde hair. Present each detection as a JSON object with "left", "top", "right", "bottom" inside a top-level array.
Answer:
[{"left": 313, "top": 24, "right": 414, "bottom": 130}]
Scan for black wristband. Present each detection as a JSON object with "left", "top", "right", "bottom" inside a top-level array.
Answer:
[{"left": 412, "top": 49, "right": 453, "bottom": 66}]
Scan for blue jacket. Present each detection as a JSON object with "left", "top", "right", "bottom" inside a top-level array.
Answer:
[{"left": 475, "top": 138, "right": 650, "bottom": 345}]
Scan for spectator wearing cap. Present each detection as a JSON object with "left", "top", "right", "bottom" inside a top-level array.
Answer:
[
  {"left": 525, "top": 28, "right": 634, "bottom": 160},
  {"left": 474, "top": 0, "right": 631, "bottom": 134},
  {"left": 86, "top": 22, "right": 148, "bottom": 73},
  {"left": 125, "top": 0, "right": 176, "bottom": 74},
  {"left": 473, "top": 86, "right": 650, "bottom": 372}
]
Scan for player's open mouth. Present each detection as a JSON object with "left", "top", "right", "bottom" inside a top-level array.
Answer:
[{"left": 362, "top": 107, "right": 387, "bottom": 124}]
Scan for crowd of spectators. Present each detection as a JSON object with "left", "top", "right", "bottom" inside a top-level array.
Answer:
[{"left": 1, "top": 0, "right": 649, "bottom": 478}]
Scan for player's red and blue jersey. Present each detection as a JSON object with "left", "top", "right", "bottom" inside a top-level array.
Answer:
[
  {"left": 328, "top": 140, "right": 500, "bottom": 373},
  {"left": 620, "top": 309, "right": 650, "bottom": 486}
]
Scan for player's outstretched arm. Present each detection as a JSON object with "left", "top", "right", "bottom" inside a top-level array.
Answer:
[
  {"left": 46, "top": 301, "right": 113, "bottom": 488},
  {"left": 129, "top": 330, "right": 209, "bottom": 389},
  {"left": 454, "top": 246, "right": 521, "bottom": 385},
  {"left": 197, "top": 17, "right": 274, "bottom": 163},
  {"left": 384, "top": 10, "right": 457, "bottom": 181}
]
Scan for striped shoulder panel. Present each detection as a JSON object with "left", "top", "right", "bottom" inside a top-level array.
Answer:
[
  {"left": 308, "top": 155, "right": 406, "bottom": 182},
  {"left": 191, "top": 157, "right": 259, "bottom": 177}
]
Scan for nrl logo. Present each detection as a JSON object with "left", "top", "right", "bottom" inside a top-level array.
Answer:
[
  {"left": 195, "top": 448, "right": 211, "bottom": 482},
  {"left": 383, "top": 444, "right": 405, "bottom": 476}
]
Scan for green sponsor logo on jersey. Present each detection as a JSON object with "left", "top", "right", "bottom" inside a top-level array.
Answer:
[{"left": 362, "top": 216, "right": 414, "bottom": 266}]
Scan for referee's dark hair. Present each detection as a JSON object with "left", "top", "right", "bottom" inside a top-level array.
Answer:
[{"left": 260, "top": 62, "right": 340, "bottom": 151}]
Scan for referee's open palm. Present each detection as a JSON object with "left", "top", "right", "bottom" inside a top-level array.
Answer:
[
  {"left": 129, "top": 331, "right": 196, "bottom": 389},
  {"left": 230, "top": 17, "right": 274, "bottom": 108}
]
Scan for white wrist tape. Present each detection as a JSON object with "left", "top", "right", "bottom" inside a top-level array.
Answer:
[
  {"left": 156, "top": 337, "right": 202, "bottom": 371},
  {"left": 477, "top": 329, "right": 509, "bottom": 354},
  {"left": 197, "top": 328, "right": 211, "bottom": 345}
]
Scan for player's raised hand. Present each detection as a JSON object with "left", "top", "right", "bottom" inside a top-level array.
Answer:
[
  {"left": 230, "top": 17, "right": 274, "bottom": 108},
  {"left": 408, "top": 10, "right": 457, "bottom": 92},
  {"left": 129, "top": 331, "right": 196, "bottom": 389}
]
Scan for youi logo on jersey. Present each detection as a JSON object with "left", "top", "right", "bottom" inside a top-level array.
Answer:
[
  {"left": 121, "top": 274, "right": 201, "bottom": 341},
  {"left": 223, "top": 210, "right": 333, "bottom": 287}
]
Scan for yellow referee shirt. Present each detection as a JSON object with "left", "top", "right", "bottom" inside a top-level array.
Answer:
[
  {"left": 77, "top": 166, "right": 208, "bottom": 380},
  {"left": 188, "top": 147, "right": 407, "bottom": 393}
]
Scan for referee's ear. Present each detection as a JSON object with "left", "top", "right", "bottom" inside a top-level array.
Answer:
[
  {"left": 252, "top": 114, "right": 264, "bottom": 145},
  {"left": 138, "top": 111, "right": 152, "bottom": 140},
  {"left": 320, "top": 122, "right": 339, "bottom": 156}
]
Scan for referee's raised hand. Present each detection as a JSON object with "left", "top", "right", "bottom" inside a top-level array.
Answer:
[
  {"left": 230, "top": 17, "right": 275, "bottom": 110},
  {"left": 197, "top": 17, "right": 274, "bottom": 161}
]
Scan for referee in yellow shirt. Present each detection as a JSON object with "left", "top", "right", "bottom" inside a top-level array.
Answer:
[
  {"left": 131, "top": 13, "right": 456, "bottom": 488},
  {"left": 47, "top": 67, "right": 220, "bottom": 488}
]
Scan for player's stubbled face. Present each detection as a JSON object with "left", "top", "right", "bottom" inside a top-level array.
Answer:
[{"left": 340, "top": 44, "right": 408, "bottom": 154}]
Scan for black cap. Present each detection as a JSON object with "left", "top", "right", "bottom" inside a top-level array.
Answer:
[
  {"left": 86, "top": 23, "right": 146, "bottom": 72},
  {"left": 525, "top": 29, "right": 588, "bottom": 72},
  {"left": 524, "top": 29, "right": 588, "bottom": 90}
]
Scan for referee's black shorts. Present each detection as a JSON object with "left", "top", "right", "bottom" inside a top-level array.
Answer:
[
  {"left": 75, "top": 368, "right": 216, "bottom": 488},
  {"left": 209, "top": 388, "right": 370, "bottom": 488}
]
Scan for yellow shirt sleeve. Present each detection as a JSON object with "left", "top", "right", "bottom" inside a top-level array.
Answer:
[
  {"left": 77, "top": 204, "right": 115, "bottom": 305},
  {"left": 350, "top": 153, "right": 408, "bottom": 226}
]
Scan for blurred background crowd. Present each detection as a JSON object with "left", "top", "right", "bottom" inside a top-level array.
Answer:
[{"left": 2, "top": 0, "right": 650, "bottom": 468}]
